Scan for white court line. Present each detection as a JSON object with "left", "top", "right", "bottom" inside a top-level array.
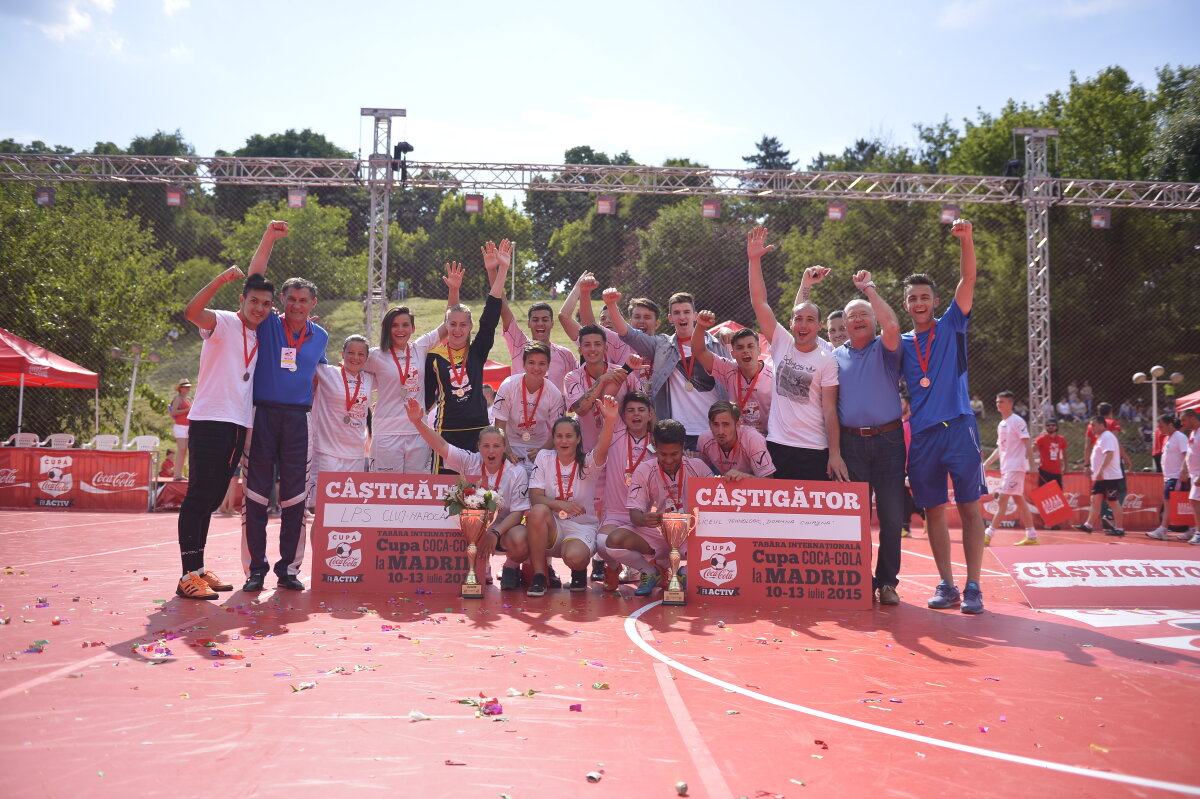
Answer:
[
  {"left": 12, "top": 529, "right": 240, "bottom": 568},
  {"left": 625, "top": 602, "right": 1200, "bottom": 797},
  {"left": 885, "top": 540, "right": 1008, "bottom": 577},
  {"left": 0, "top": 517, "right": 145, "bottom": 536}
]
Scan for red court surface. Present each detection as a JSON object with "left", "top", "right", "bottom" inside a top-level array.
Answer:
[{"left": 1, "top": 510, "right": 1198, "bottom": 798}]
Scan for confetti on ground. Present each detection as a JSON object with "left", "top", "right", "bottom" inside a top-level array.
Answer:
[
  {"left": 1090, "top": 744, "right": 1109, "bottom": 753},
  {"left": 592, "top": 682, "right": 609, "bottom": 690},
  {"left": 569, "top": 704, "right": 582, "bottom": 712},
  {"left": 290, "top": 681, "right": 317, "bottom": 692}
]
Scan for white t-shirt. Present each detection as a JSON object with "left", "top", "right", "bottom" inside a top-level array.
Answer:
[
  {"left": 530, "top": 449, "right": 605, "bottom": 526},
  {"left": 1188, "top": 431, "right": 1200, "bottom": 478},
  {"left": 443, "top": 445, "right": 531, "bottom": 518},
  {"left": 364, "top": 328, "right": 441, "bottom": 436},
  {"left": 667, "top": 343, "right": 721, "bottom": 436},
  {"left": 1090, "top": 429, "right": 1123, "bottom": 481},
  {"left": 188, "top": 310, "right": 259, "bottom": 428},
  {"left": 491, "top": 374, "right": 566, "bottom": 462},
  {"left": 766, "top": 326, "right": 839, "bottom": 449},
  {"left": 996, "top": 413, "right": 1030, "bottom": 473},
  {"left": 1161, "top": 430, "right": 1189, "bottom": 480},
  {"left": 311, "top": 365, "right": 373, "bottom": 459}
]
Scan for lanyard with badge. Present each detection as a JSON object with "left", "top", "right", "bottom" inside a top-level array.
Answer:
[{"left": 281, "top": 321, "right": 311, "bottom": 372}]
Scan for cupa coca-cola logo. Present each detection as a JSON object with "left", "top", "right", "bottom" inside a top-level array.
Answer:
[
  {"left": 90, "top": 471, "right": 138, "bottom": 489},
  {"left": 0, "top": 468, "right": 19, "bottom": 485}
]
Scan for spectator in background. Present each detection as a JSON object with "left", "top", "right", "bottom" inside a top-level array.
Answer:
[
  {"left": 1015, "top": 397, "right": 1029, "bottom": 420},
  {"left": 159, "top": 449, "right": 176, "bottom": 479},
  {"left": 1118, "top": 399, "right": 1137, "bottom": 422},
  {"left": 1079, "top": 380, "right": 1094, "bottom": 414},
  {"left": 1067, "top": 380, "right": 1079, "bottom": 401},
  {"left": 1069, "top": 394, "right": 1087, "bottom": 421},
  {"left": 826, "top": 310, "right": 849, "bottom": 348},
  {"left": 971, "top": 394, "right": 985, "bottom": 420},
  {"left": 1035, "top": 418, "right": 1069, "bottom": 528},
  {"left": 1057, "top": 396, "right": 1072, "bottom": 420},
  {"left": 1084, "top": 401, "right": 1132, "bottom": 532},
  {"left": 1074, "top": 415, "right": 1126, "bottom": 537},
  {"left": 482, "top": 383, "right": 497, "bottom": 425},
  {"left": 982, "top": 391, "right": 1038, "bottom": 546},
  {"left": 167, "top": 378, "right": 193, "bottom": 479}
]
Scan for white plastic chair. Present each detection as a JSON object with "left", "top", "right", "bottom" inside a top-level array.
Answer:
[
  {"left": 82, "top": 434, "right": 120, "bottom": 451},
  {"left": 40, "top": 433, "right": 76, "bottom": 448},
  {"left": 2, "top": 433, "right": 40, "bottom": 447},
  {"left": 127, "top": 435, "right": 161, "bottom": 451}
]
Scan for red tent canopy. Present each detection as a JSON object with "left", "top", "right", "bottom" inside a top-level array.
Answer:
[
  {"left": 0, "top": 328, "right": 98, "bottom": 389},
  {"left": 1176, "top": 390, "right": 1200, "bottom": 412},
  {"left": 483, "top": 359, "right": 511, "bottom": 390},
  {"left": 710, "top": 320, "right": 771, "bottom": 355}
]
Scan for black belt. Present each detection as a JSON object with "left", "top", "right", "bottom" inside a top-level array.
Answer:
[{"left": 841, "top": 419, "right": 903, "bottom": 437}]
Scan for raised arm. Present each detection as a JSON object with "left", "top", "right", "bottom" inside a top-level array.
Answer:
[
  {"left": 601, "top": 287, "right": 630, "bottom": 337},
  {"left": 690, "top": 310, "right": 718, "bottom": 373},
  {"left": 488, "top": 239, "right": 512, "bottom": 299},
  {"left": 404, "top": 397, "right": 451, "bottom": 460},
  {"left": 852, "top": 269, "right": 900, "bottom": 350},
  {"left": 481, "top": 241, "right": 514, "bottom": 329},
  {"left": 592, "top": 395, "right": 618, "bottom": 468},
  {"left": 951, "top": 218, "right": 976, "bottom": 315},
  {"left": 184, "top": 266, "right": 245, "bottom": 331},
  {"left": 431, "top": 261, "right": 465, "bottom": 340},
  {"left": 794, "top": 265, "right": 831, "bottom": 307},
  {"left": 578, "top": 274, "right": 600, "bottom": 327},
  {"left": 245, "top": 220, "right": 288, "bottom": 278},
  {"left": 557, "top": 272, "right": 589, "bottom": 341},
  {"left": 747, "top": 227, "right": 780, "bottom": 339}
]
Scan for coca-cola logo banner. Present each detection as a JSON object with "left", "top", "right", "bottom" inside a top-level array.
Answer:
[{"left": 0, "top": 449, "right": 151, "bottom": 511}]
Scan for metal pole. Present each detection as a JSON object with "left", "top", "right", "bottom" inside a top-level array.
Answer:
[
  {"left": 1150, "top": 377, "right": 1159, "bottom": 430},
  {"left": 17, "top": 373, "right": 24, "bottom": 433},
  {"left": 122, "top": 358, "right": 139, "bottom": 448}
]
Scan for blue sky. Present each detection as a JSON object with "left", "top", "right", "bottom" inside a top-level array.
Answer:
[{"left": 2, "top": 0, "right": 1197, "bottom": 172}]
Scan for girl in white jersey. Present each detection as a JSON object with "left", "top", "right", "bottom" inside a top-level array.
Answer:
[
  {"left": 364, "top": 264, "right": 462, "bottom": 473},
  {"left": 526, "top": 397, "right": 618, "bottom": 597},
  {"left": 405, "top": 398, "right": 532, "bottom": 589},
  {"left": 307, "top": 335, "right": 373, "bottom": 508}
]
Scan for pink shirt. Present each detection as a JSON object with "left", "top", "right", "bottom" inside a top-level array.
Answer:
[
  {"left": 491, "top": 374, "right": 566, "bottom": 462},
  {"left": 601, "top": 428, "right": 654, "bottom": 526},
  {"left": 696, "top": 426, "right": 775, "bottom": 478},
  {"left": 709, "top": 356, "right": 774, "bottom": 433},
  {"left": 562, "top": 362, "right": 636, "bottom": 452},
  {"left": 627, "top": 457, "right": 713, "bottom": 515}
]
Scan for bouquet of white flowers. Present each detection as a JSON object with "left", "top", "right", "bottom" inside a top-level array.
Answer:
[{"left": 443, "top": 476, "right": 503, "bottom": 517}]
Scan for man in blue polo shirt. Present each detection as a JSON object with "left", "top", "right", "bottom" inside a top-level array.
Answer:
[
  {"left": 900, "top": 218, "right": 988, "bottom": 614},
  {"left": 834, "top": 269, "right": 904, "bottom": 606},
  {"left": 244, "top": 228, "right": 330, "bottom": 592}
]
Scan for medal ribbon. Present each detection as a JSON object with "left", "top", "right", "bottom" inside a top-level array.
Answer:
[
  {"left": 912, "top": 320, "right": 936, "bottom": 384},
  {"left": 341, "top": 366, "right": 362, "bottom": 415},
  {"left": 736, "top": 362, "right": 763, "bottom": 412},
  {"left": 521, "top": 376, "right": 544, "bottom": 432},
  {"left": 283, "top": 320, "right": 312, "bottom": 356},
  {"left": 556, "top": 458, "right": 577, "bottom": 502},
  {"left": 718, "top": 439, "right": 740, "bottom": 475},
  {"left": 447, "top": 348, "right": 468, "bottom": 387},
  {"left": 240, "top": 317, "right": 258, "bottom": 374},
  {"left": 626, "top": 433, "right": 649, "bottom": 480},
  {"left": 675, "top": 338, "right": 695, "bottom": 384},
  {"left": 390, "top": 344, "right": 412, "bottom": 386},
  {"left": 658, "top": 464, "right": 683, "bottom": 511}
]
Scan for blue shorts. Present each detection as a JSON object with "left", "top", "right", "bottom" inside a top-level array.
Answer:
[{"left": 908, "top": 414, "right": 987, "bottom": 508}]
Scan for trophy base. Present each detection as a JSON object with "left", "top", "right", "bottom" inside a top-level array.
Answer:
[
  {"left": 460, "top": 583, "right": 484, "bottom": 598},
  {"left": 661, "top": 588, "right": 686, "bottom": 605}
]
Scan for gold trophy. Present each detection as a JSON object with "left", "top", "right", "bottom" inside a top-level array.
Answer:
[
  {"left": 660, "top": 511, "right": 697, "bottom": 606},
  {"left": 457, "top": 508, "right": 488, "bottom": 598}
]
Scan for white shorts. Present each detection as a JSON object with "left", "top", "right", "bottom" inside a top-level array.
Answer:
[
  {"left": 307, "top": 452, "right": 365, "bottom": 506},
  {"left": 173, "top": 424, "right": 189, "bottom": 441},
  {"left": 371, "top": 434, "right": 432, "bottom": 474},
  {"left": 1191, "top": 482, "right": 1200, "bottom": 502},
  {"left": 547, "top": 516, "right": 597, "bottom": 557},
  {"left": 998, "top": 471, "right": 1026, "bottom": 496}
]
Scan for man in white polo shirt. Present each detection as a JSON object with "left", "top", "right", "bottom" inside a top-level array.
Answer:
[{"left": 174, "top": 225, "right": 283, "bottom": 599}]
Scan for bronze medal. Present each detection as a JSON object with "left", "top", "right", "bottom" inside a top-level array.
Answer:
[
  {"left": 558, "top": 510, "right": 569, "bottom": 520},
  {"left": 919, "top": 377, "right": 931, "bottom": 388},
  {"left": 343, "top": 415, "right": 351, "bottom": 424},
  {"left": 521, "top": 431, "right": 531, "bottom": 442},
  {"left": 242, "top": 372, "right": 250, "bottom": 382},
  {"left": 683, "top": 381, "right": 694, "bottom": 392}
]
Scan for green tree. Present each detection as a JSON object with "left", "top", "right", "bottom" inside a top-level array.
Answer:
[
  {"left": 742, "top": 135, "right": 797, "bottom": 170},
  {"left": 1146, "top": 66, "right": 1200, "bottom": 181},
  {"left": 0, "top": 182, "right": 173, "bottom": 438},
  {"left": 222, "top": 197, "right": 365, "bottom": 299},
  {"left": 1057, "top": 66, "right": 1156, "bottom": 179}
]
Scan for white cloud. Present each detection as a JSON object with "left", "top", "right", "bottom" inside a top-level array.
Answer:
[
  {"left": 0, "top": 0, "right": 116, "bottom": 42},
  {"left": 166, "top": 43, "right": 191, "bottom": 60},
  {"left": 163, "top": 0, "right": 189, "bottom": 17},
  {"left": 1051, "top": 0, "right": 1131, "bottom": 19},
  {"left": 936, "top": 0, "right": 995, "bottom": 29}
]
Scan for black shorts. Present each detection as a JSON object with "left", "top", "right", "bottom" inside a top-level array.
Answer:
[
  {"left": 1037, "top": 469, "right": 1062, "bottom": 487},
  {"left": 1092, "top": 479, "right": 1121, "bottom": 501}
]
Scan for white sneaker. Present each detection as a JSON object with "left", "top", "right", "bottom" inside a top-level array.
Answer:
[
  {"left": 1190, "top": 533, "right": 1200, "bottom": 546},
  {"left": 1146, "top": 527, "right": 1171, "bottom": 541},
  {"left": 984, "top": 527, "right": 993, "bottom": 547},
  {"left": 619, "top": 566, "right": 641, "bottom": 584},
  {"left": 1174, "top": 530, "right": 1194, "bottom": 541}
]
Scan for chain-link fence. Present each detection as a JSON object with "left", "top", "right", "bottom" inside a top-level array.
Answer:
[{"left": 2, "top": 174, "right": 1197, "bottom": 470}]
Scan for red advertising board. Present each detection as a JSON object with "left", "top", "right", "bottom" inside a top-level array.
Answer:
[
  {"left": 688, "top": 477, "right": 872, "bottom": 609},
  {"left": 970, "top": 471, "right": 1166, "bottom": 531},
  {"left": 309, "top": 472, "right": 470, "bottom": 593},
  {"left": 0, "top": 448, "right": 151, "bottom": 512}
]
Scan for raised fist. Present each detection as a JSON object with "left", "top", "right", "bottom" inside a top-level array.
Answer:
[
  {"left": 696, "top": 309, "right": 717, "bottom": 330},
  {"left": 265, "top": 220, "right": 288, "bottom": 239},
  {"left": 804, "top": 266, "right": 831, "bottom": 284},
  {"left": 580, "top": 274, "right": 600, "bottom": 293},
  {"left": 951, "top": 219, "right": 973, "bottom": 238},
  {"left": 602, "top": 287, "right": 623, "bottom": 305},
  {"left": 222, "top": 265, "right": 246, "bottom": 283},
  {"left": 852, "top": 270, "right": 874, "bottom": 291}
]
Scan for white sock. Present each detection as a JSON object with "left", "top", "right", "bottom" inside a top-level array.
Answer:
[{"left": 1025, "top": 528, "right": 1038, "bottom": 539}]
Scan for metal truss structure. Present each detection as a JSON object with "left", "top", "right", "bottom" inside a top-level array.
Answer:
[
  {"left": 1018, "top": 128, "right": 1057, "bottom": 425},
  {"left": 3, "top": 151, "right": 1197, "bottom": 417}
]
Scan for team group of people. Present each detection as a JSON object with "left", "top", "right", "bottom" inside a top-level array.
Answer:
[{"left": 173, "top": 215, "right": 1034, "bottom": 614}]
